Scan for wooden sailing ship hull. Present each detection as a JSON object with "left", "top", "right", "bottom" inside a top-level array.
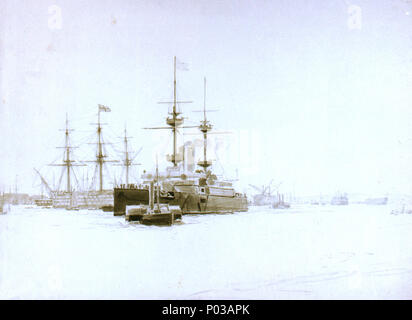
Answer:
[{"left": 51, "top": 191, "right": 113, "bottom": 210}]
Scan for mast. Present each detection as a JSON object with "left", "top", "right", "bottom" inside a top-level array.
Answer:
[
  {"left": 49, "top": 113, "right": 82, "bottom": 193},
  {"left": 156, "top": 155, "right": 160, "bottom": 211},
  {"left": 65, "top": 115, "right": 71, "bottom": 192},
  {"left": 144, "top": 56, "right": 193, "bottom": 169},
  {"left": 87, "top": 105, "right": 117, "bottom": 192},
  {"left": 168, "top": 56, "right": 183, "bottom": 167},
  {"left": 173, "top": 56, "right": 177, "bottom": 166},
  {"left": 202, "top": 78, "right": 208, "bottom": 168},
  {"left": 97, "top": 109, "right": 103, "bottom": 191},
  {"left": 197, "top": 77, "right": 212, "bottom": 173},
  {"left": 124, "top": 128, "right": 130, "bottom": 186},
  {"left": 114, "top": 126, "right": 141, "bottom": 186}
]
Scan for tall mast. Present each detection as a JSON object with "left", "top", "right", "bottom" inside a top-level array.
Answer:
[
  {"left": 114, "top": 126, "right": 141, "bottom": 186},
  {"left": 97, "top": 109, "right": 103, "bottom": 191},
  {"left": 49, "top": 113, "right": 83, "bottom": 193},
  {"left": 173, "top": 56, "right": 177, "bottom": 166},
  {"left": 144, "top": 56, "right": 193, "bottom": 168},
  {"left": 197, "top": 77, "right": 212, "bottom": 173},
  {"left": 58, "top": 113, "right": 74, "bottom": 192},
  {"left": 65, "top": 114, "right": 71, "bottom": 192},
  {"left": 114, "top": 126, "right": 142, "bottom": 186},
  {"left": 124, "top": 128, "right": 130, "bottom": 185},
  {"left": 202, "top": 78, "right": 207, "bottom": 167},
  {"left": 87, "top": 105, "right": 118, "bottom": 192},
  {"left": 156, "top": 155, "right": 160, "bottom": 211}
]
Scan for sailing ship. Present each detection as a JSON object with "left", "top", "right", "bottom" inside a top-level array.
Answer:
[
  {"left": 114, "top": 57, "right": 248, "bottom": 215},
  {"left": 35, "top": 107, "right": 137, "bottom": 210}
]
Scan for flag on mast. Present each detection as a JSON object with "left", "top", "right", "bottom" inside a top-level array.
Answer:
[{"left": 98, "top": 104, "right": 111, "bottom": 112}]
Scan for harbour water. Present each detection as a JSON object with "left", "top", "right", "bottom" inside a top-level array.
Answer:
[{"left": 1, "top": 204, "right": 412, "bottom": 299}]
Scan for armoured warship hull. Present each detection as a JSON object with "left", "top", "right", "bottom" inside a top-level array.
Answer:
[
  {"left": 114, "top": 184, "right": 248, "bottom": 215},
  {"left": 174, "top": 184, "right": 248, "bottom": 214}
]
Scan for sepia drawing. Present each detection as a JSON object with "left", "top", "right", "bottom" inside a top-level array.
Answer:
[{"left": 0, "top": 0, "right": 411, "bottom": 300}]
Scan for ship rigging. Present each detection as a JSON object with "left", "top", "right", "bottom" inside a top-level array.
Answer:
[
  {"left": 113, "top": 58, "right": 248, "bottom": 215},
  {"left": 144, "top": 56, "right": 197, "bottom": 169},
  {"left": 34, "top": 106, "right": 140, "bottom": 210}
]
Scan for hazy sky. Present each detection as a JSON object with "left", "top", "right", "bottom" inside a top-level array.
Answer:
[{"left": 0, "top": 0, "right": 411, "bottom": 196}]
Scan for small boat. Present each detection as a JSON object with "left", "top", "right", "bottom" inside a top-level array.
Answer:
[
  {"left": 126, "top": 205, "right": 182, "bottom": 225},
  {"left": 125, "top": 158, "right": 182, "bottom": 226},
  {"left": 141, "top": 211, "right": 179, "bottom": 226}
]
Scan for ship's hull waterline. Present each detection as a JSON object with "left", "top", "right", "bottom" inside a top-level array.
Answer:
[
  {"left": 49, "top": 190, "right": 114, "bottom": 210},
  {"left": 114, "top": 187, "right": 248, "bottom": 215}
]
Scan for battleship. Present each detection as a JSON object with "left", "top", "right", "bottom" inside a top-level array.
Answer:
[
  {"left": 34, "top": 107, "right": 137, "bottom": 210},
  {"left": 114, "top": 57, "right": 248, "bottom": 215}
]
